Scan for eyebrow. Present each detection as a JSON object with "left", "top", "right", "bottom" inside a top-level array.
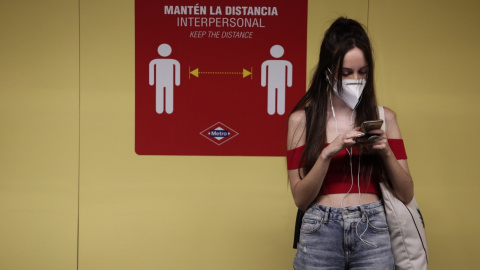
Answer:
[{"left": 342, "top": 65, "right": 369, "bottom": 71}]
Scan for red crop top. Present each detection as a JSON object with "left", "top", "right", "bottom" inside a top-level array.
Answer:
[{"left": 286, "top": 139, "right": 407, "bottom": 195}]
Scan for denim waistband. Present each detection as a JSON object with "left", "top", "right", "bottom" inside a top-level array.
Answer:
[{"left": 307, "top": 200, "right": 384, "bottom": 220}]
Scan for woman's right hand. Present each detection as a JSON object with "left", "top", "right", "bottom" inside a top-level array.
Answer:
[{"left": 322, "top": 129, "right": 365, "bottom": 159}]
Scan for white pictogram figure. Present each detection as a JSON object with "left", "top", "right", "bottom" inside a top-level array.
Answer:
[
  {"left": 261, "top": 45, "right": 292, "bottom": 115},
  {"left": 149, "top": 44, "right": 180, "bottom": 114}
]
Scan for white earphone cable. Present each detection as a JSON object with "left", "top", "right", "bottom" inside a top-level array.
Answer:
[{"left": 330, "top": 91, "right": 362, "bottom": 207}]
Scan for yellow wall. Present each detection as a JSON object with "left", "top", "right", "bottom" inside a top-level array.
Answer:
[
  {"left": 0, "top": 0, "right": 79, "bottom": 269},
  {"left": 1, "top": 0, "right": 479, "bottom": 269}
]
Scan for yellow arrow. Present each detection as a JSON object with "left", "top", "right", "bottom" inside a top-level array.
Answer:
[
  {"left": 189, "top": 67, "right": 252, "bottom": 79},
  {"left": 243, "top": 68, "right": 252, "bottom": 78},
  {"left": 190, "top": 67, "right": 199, "bottom": 78}
]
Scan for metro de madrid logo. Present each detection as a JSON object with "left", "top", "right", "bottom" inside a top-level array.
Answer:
[{"left": 200, "top": 122, "right": 239, "bottom": 145}]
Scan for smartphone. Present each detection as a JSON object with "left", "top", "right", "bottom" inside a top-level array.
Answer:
[
  {"left": 358, "top": 119, "right": 384, "bottom": 143},
  {"left": 360, "top": 120, "right": 384, "bottom": 133}
]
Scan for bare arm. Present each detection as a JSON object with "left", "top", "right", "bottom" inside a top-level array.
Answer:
[
  {"left": 149, "top": 61, "right": 156, "bottom": 86},
  {"left": 368, "top": 107, "right": 414, "bottom": 203},
  {"left": 260, "top": 62, "right": 268, "bottom": 87},
  {"left": 287, "top": 110, "right": 365, "bottom": 210}
]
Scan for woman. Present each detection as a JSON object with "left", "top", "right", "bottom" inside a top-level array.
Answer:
[{"left": 287, "top": 17, "right": 414, "bottom": 269}]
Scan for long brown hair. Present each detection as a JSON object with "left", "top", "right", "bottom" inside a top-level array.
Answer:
[{"left": 291, "top": 17, "right": 384, "bottom": 180}]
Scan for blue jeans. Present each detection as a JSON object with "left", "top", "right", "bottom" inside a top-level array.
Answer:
[{"left": 293, "top": 201, "right": 394, "bottom": 270}]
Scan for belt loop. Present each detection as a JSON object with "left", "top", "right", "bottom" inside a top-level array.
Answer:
[
  {"left": 360, "top": 206, "right": 367, "bottom": 223},
  {"left": 323, "top": 207, "right": 330, "bottom": 224}
]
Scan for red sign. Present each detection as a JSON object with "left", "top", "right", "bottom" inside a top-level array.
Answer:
[{"left": 135, "top": 0, "right": 307, "bottom": 156}]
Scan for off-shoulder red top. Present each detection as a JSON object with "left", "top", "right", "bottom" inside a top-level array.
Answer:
[{"left": 286, "top": 139, "right": 407, "bottom": 195}]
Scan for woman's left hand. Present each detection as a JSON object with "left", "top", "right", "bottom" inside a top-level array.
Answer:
[{"left": 361, "top": 129, "right": 392, "bottom": 157}]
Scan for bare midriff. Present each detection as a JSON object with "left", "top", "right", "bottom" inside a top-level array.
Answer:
[{"left": 315, "top": 193, "right": 380, "bottom": 208}]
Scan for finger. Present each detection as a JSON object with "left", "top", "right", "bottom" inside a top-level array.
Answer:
[
  {"left": 344, "top": 132, "right": 365, "bottom": 143},
  {"left": 371, "top": 144, "right": 388, "bottom": 152},
  {"left": 344, "top": 138, "right": 356, "bottom": 143},
  {"left": 343, "top": 139, "right": 357, "bottom": 148},
  {"left": 349, "top": 131, "right": 366, "bottom": 138}
]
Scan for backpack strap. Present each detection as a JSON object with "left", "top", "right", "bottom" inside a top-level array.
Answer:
[
  {"left": 378, "top": 105, "right": 386, "bottom": 132},
  {"left": 293, "top": 209, "right": 304, "bottom": 249}
]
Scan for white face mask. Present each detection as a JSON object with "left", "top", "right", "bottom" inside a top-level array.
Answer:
[{"left": 332, "top": 79, "right": 366, "bottom": 109}]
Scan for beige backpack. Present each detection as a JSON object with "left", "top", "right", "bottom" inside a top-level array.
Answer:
[{"left": 378, "top": 106, "right": 429, "bottom": 270}]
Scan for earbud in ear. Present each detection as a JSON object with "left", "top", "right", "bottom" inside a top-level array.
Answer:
[
  {"left": 325, "top": 72, "right": 331, "bottom": 84},
  {"left": 325, "top": 68, "right": 334, "bottom": 84}
]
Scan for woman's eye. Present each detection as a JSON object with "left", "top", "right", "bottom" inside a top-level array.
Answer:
[{"left": 341, "top": 69, "right": 368, "bottom": 77}]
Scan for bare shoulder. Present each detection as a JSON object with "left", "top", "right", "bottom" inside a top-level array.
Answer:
[
  {"left": 287, "top": 110, "right": 307, "bottom": 149},
  {"left": 289, "top": 110, "right": 306, "bottom": 126},
  {"left": 383, "top": 106, "right": 397, "bottom": 122},
  {"left": 383, "top": 106, "right": 402, "bottom": 139}
]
